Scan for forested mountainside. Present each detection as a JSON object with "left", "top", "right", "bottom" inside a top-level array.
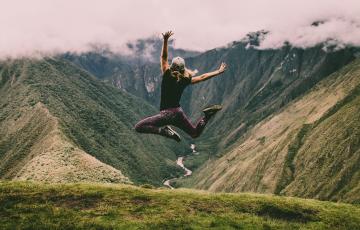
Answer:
[{"left": 0, "top": 58, "right": 188, "bottom": 185}]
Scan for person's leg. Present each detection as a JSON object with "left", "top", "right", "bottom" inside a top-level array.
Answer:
[
  {"left": 134, "top": 113, "right": 166, "bottom": 134},
  {"left": 134, "top": 110, "right": 181, "bottom": 141},
  {"left": 172, "top": 108, "right": 208, "bottom": 138}
]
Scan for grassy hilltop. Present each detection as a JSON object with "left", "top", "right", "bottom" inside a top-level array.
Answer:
[{"left": 0, "top": 181, "right": 359, "bottom": 229}]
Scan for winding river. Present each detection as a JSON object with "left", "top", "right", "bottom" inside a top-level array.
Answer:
[{"left": 163, "top": 156, "right": 192, "bottom": 189}]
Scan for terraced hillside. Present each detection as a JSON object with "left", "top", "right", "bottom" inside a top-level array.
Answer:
[
  {"left": 0, "top": 181, "right": 359, "bottom": 229},
  {"left": 184, "top": 59, "right": 360, "bottom": 203},
  {"left": 0, "top": 58, "right": 186, "bottom": 185}
]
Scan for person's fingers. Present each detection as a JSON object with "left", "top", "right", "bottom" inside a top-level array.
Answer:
[
  {"left": 162, "top": 31, "right": 174, "bottom": 38},
  {"left": 219, "top": 63, "right": 227, "bottom": 72}
]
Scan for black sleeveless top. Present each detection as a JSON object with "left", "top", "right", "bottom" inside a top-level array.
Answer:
[{"left": 159, "top": 69, "right": 192, "bottom": 110}]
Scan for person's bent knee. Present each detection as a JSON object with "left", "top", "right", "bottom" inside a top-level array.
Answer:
[{"left": 134, "top": 122, "right": 144, "bottom": 133}]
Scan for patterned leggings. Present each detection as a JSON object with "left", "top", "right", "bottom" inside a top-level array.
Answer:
[{"left": 134, "top": 107, "right": 208, "bottom": 138}]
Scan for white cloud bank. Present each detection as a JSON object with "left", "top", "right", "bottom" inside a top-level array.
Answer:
[{"left": 0, "top": 0, "right": 359, "bottom": 58}]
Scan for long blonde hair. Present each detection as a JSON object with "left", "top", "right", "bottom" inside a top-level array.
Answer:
[{"left": 171, "top": 68, "right": 196, "bottom": 82}]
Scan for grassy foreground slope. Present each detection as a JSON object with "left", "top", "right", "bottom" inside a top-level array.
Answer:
[
  {"left": 0, "top": 181, "right": 359, "bottom": 230},
  {"left": 184, "top": 59, "right": 360, "bottom": 203},
  {"left": 0, "top": 58, "right": 184, "bottom": 185}
]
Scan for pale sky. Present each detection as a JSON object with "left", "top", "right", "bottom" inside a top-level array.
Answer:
[{"left": 0, "top": 0, "right": 360, "bottom": 58}]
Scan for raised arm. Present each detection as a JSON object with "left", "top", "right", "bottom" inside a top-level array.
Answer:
[
  {"left": 191, "top": 62, "right": 227, "bottom": 84},
  {"left": 160, "top": 31, "right": 174, "bottom": 73}
]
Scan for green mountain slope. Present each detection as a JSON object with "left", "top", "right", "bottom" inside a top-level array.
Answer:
[
  {"left": 279, "top": 76, "right": 360, "bottom": 203},
  {"left": 1, "top": 181, "right": 359, "bottom": 229},
  {"left": 0, "top": 58, "right": 185, "bottom": 185},
  {"left": 184, "top": 44, "right": 358, "bottom": 155},
  {"left": 182, "top": 59, "right": 360, "bottom": 203}
]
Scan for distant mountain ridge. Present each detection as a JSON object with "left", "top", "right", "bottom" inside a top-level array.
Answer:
[{"left": 62, "top": 37, "right": 200, "bottom": 107}]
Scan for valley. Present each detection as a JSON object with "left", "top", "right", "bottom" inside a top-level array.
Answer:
[{"left": 1, "top": 35, "right": 359, "bottom": 205}]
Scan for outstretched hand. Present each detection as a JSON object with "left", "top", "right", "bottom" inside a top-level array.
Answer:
[
  {"left": 162, "top": 31, "right": 174, "bottom": 40},
  {"left": 218, "top": 62, "right": 227, "bottom": 74}
]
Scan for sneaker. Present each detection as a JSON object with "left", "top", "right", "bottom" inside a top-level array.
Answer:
[
  {"left": 202, "top": 104, "right": 222, "bottom": 119},
  {"left": 160, "top": 126, "right": 181, "bottom": 142}
]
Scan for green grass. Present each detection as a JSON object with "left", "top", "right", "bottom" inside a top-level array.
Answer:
[
  {"left": 0, "top": 181, "right": 359, "bottom": 229},
  {"left": 275, "top": 124, "right": 312, "bottom": 194}
]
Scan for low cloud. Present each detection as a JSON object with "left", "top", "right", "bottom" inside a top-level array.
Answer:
[
  {"left": 0, "top": 0, "right": 359, "bottom": 58},
  {"left": 259, "top": 17, "right": 360, "bottom": 50}
]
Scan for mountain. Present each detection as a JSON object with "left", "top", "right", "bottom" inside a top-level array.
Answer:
[
  {"left": 62, "top": 37, "right": 200, "bottom": 107},
  {"left": 183, "top": 43, "right": 358, "bottom": 152},
  {"left": 0, "top": 58, "right": 187, "bottom": 185},
  {"left": 3, "top": 29, "right": 359, "bottom": 205},
  {"left": 125, "top": 36, "right": 201, "bottom": 62},
  {"left": 182, "top": 58, "right": 360, "bottom": 203},
  {"left": 1, "top": 181, "right": 359, "bottom": 229},
  {"left": 63, "top": 35, "right": 359, "bottom": 155},
  {"left": 61, "top": 34, "right": 360, "bottom": 203}
]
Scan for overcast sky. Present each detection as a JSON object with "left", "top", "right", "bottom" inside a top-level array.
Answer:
[{"left": 0, "top": 0, "right": 360, "bottom": 57}]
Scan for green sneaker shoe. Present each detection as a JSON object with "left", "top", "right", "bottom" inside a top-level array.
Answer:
[
  {"left": 160, "top": 126, "right": 181, "bottom": 142},
  {"left": 202, "top": 104, "right": 222, "bottom": 119}
]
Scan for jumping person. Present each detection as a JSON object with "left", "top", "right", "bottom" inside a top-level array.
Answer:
[{"left": 134, "top": 31, "right": 227, "bottom": 142}]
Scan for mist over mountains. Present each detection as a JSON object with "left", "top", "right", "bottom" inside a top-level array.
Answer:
[{"left": 1, "top": 0, "right": 360, "bottom": 57}]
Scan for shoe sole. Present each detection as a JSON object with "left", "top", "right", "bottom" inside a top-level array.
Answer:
[
  {"left": 202, "top": 105, "right": 222, "bottom": 113},
  {"left": 166, "top": 126, "right": 181, "bottom": 142}
]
